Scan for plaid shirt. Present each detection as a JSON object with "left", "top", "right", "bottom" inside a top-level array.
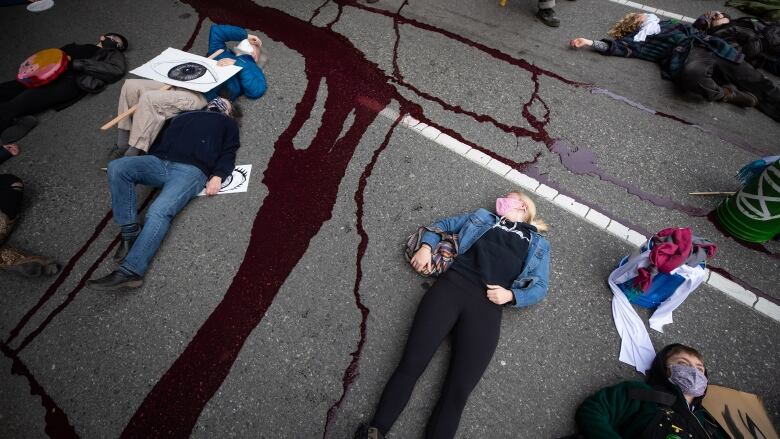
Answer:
[{"left": 598, "top": 20, "right": 745, "bottom": 78}]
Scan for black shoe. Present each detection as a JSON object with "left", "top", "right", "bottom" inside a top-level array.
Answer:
[
  {"left": 721, "top": 85, "right": 758, "bottom": 108},
  {"left": 113, "top": 236, "right": 137, "bottom": 262},
  {"left": 353, "top": 424, "right": 384, "bottom": 439},
  {"left": 536, "top": 8, "right": 560, "bottom": 27},
  {"left": 87, "top": 270, "right": 143, "bottom": 291},
  {"left": 1, "top": 115, "right": 38, "bottom": 143}
]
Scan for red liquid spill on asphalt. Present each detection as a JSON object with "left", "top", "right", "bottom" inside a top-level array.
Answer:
[
  {"left": 0, "top": 342, "right": 78, "bottom": 438},
  {"left": 14, "top": 236, "right": 121, "bottom": 354},
  {"left": 5, "top": 210, "right": 114, "bottom": 345},
  {"left": 123, "top": 2, "right": 780, "bottom": 437},
  {"left": 322, "top": 115, "right": 402, "bottom": 438},
  {"left": 550, "top": 140, "right": 711, "bottom": 217},
  {"left": 10, "top": 1, "right": 778, "bottom": 438},
  {"left": 120, "top": 1, "right": 415, "bottom": 436}
]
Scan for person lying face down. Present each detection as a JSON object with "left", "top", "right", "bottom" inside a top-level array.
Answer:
[
  {"left": 88, "top": 97, "right": 241, "bottom": 291},
  {"left": 695, "top": 10, "right": 780, "bottom": 77},
  {"left": 109, "top": 23, "right": 267, "bottom": 162},
  {"left": 0, "top": 32, "right": 128, "bottom": 163},
  {"left": 568, "top": 12, "right": 780, "bottom": 122},
  {"left": 575, "top": 343, "right": 730, "bottom": 439},
  {"left": 356, "top": 191, "right": 551, "bottom": 439}
]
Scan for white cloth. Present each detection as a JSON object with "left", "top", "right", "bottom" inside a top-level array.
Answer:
[
  {"left": 27, "top": 0, "right": 54, "bottom": 12},
  {"left": 634, "top": 14, "right": 661, "bottom": 42},
  {"left": 608, "top": 250, "right": 707, "bottom": 373}
]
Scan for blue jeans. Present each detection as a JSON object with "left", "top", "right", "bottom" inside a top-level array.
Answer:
[{"left": 107, "top": 156, "right": 206, "bottom": 276}]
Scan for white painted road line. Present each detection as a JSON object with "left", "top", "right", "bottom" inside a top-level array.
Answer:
[
  {"left": 373, "top": 105, "right": 780, "bottom": 324},
  {"left": 605, "top": 0, "right": 696, "bottom": 23}
]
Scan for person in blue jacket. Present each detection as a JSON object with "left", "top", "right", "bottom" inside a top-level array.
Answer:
[
  {"left": 357, "top": 191, "right": 552, "bottom": 439},
  {"left": 108, "top": 23, "right": 266, "bottom": 160}
]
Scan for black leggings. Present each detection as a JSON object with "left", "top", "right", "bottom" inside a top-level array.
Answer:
[
  {"left": 371, "top": 269, "right": 502, "bottom": 439},
  {"left": 0, "top": 77, "right": 84, "bottom": 136}
]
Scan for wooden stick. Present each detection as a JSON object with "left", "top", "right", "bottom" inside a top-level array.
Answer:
[
  {"left": 689, "top": 191, "right": 736, "bottom": 196},
  {"left": 100, "top": 49, "right": 224, "bottom": 130}
]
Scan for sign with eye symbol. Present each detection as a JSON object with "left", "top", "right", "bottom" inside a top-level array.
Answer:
[
  {"left": 198, "top": 165, "right": 253, "bottom": 196},
  {"left": 130, "top": 47, "right": 242, "bottom": 93}
]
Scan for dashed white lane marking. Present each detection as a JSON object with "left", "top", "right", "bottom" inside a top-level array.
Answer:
[
  {"left": 607, "top": 0, "right": 696, "bottom": 23},
  {"left": 375, "top": 106, "right": 780, "bottom": 323}
]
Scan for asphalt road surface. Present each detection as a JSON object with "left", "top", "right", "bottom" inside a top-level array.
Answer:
[{"left": 0, "top": 0, "right": 778, "bottom": 438}]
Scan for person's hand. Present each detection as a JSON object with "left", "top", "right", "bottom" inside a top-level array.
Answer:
[
  {"left": 486, "top": 285, "right": 514, "bottom": 305},
  {"left": 247, "top": 34, "right": 263, "bottom": 47},
  {"left": 569, "top": 38, "right": 593, "bottom": 49},
  {"left": 3, "top": 144, "right": 20, "bottom": 156},
  {"left": 410, "top": 245, "right": 433, "bottom": 274},
  {"left": 217, "top": 58, "right": 236, "bottom": 67},
  {"left": 205, "top": 176, "right": 222, "bottom": 196}
]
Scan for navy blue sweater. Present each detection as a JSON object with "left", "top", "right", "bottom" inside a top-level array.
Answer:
[{"left": 149, "top": 111, "right": 240, "bottom": 179}]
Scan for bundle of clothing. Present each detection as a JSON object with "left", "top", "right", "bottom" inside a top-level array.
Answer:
[{"left": 608, "top": 227, "right": 717, "bottom": 373}]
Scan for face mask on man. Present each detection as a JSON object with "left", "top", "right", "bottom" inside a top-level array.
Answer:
[
  {"left": 668, "top": 363, "right": 708, "bottom": 397},
  {"left": 206, "top": 98, "right": 230, "bottom": 115},
  {"left": 101, "top": 36, "right": 121, "bottom": 50},
  {"left": 233, "top": 39, "right": 255, "bottom": 57}
]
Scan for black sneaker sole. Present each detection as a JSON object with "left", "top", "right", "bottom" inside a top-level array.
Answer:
[{"left": 87, "top": 278, "right": 144, "bottom": 291}]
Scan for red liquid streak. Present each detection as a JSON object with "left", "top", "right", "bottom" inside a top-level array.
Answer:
[
  {"left": 707, "top": 265, "right": 779, "bottom": 305},
  {"left": 120, "top": 1, "right": 409, "bottom": 436},
  {"left": 310, "top": 0, "right": 331, "bottom": 24},
  {"left": 14, "top": 236, "right": 121, "bottom": 354},
  {"left": 0, "top": 341, "right": 78, "bottom": 438},
  {"left": 322, "top": 116, "right": 402, "bottom": 438},
  {"left": 5, "top": 210, "right": 114, "bottom": 345}
]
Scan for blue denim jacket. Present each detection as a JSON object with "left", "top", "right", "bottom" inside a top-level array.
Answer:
[{"left": 421, "top": 208, "right": 551, "bottom": 308}]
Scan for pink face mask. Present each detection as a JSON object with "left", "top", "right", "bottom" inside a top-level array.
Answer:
[{"left": 496, "top": 197, "right": 523, "bottom": 217}]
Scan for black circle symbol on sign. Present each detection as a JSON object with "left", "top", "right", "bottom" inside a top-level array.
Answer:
[{"left": 168, "top": 62, "right": 207, "bottom": 81}]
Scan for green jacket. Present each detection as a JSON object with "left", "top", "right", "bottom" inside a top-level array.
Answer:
[{"left": 575, "top": 381, "right": 727, "bottom": 439}]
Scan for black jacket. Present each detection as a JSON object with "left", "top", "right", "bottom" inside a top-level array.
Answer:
[
  {"left": 149, "top": 111, "right": 240, "bottom": 179},
  {"left": 71, "top": 48, "right": 127, "bottom": 93},
  {"left": 709, "top": 17, "right": 780, "bottom": 66}
]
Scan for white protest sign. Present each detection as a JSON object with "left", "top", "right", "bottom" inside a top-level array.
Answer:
[
  {"left": 198, "top": 165, "right": 252, "bottom": 196},
  {"left": 130, "top": 48, "right": 242, "bottom": 93}
]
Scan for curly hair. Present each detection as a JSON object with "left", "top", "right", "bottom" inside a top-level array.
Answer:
[{"left": 608, "top": 13, "right": 645, "bottom": 39}]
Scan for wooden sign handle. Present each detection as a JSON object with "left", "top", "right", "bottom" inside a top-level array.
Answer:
[{"left": 100, "top": 49, "right": 224, "bottom": 131}]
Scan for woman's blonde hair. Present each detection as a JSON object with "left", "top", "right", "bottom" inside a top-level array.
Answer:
[
  {"left": 608, "top": 12, "right": 645, "bottom": 39},
  {"left": 507, "top": 191, "right": 549, "bottom": 233}
]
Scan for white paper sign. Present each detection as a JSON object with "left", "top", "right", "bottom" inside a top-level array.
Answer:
[
  {"left": 198, "top": 164, "right": 252, "bottom": 196},
  {"left": 130, "top": 48, "right": 242, "bottom": 93}
]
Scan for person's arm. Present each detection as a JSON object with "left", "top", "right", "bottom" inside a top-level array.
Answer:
[
  {"left": 208, "top": 24, "right": 249, "bottom": 56},
  {"left": 419, "top": 211, "right": 474, "bottom": 249},
  {"left": 575, "top": 382, "right": 643, "bottom": 439},
  {"left": 211, "top": 121, "right": 240, "bottom": 181},
  {"left": 570, "top": 37, "right": 638, "bottom": 58},
  {"left": 71, "top": 51, "right": 127, "bottom": 84},
  {"left": 233, "top": 60, "right": 267, "bottom": 99},
  {"left": 508, "top": 236, "right": 550, "bottom": 308}
]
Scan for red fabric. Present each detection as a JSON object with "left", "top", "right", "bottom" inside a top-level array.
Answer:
[
  {"left": 634, "top": 227, "right": 693, "bottom": 292},
  {"left": 651, "top": 228, "right": 693, "bottom": 272}
]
